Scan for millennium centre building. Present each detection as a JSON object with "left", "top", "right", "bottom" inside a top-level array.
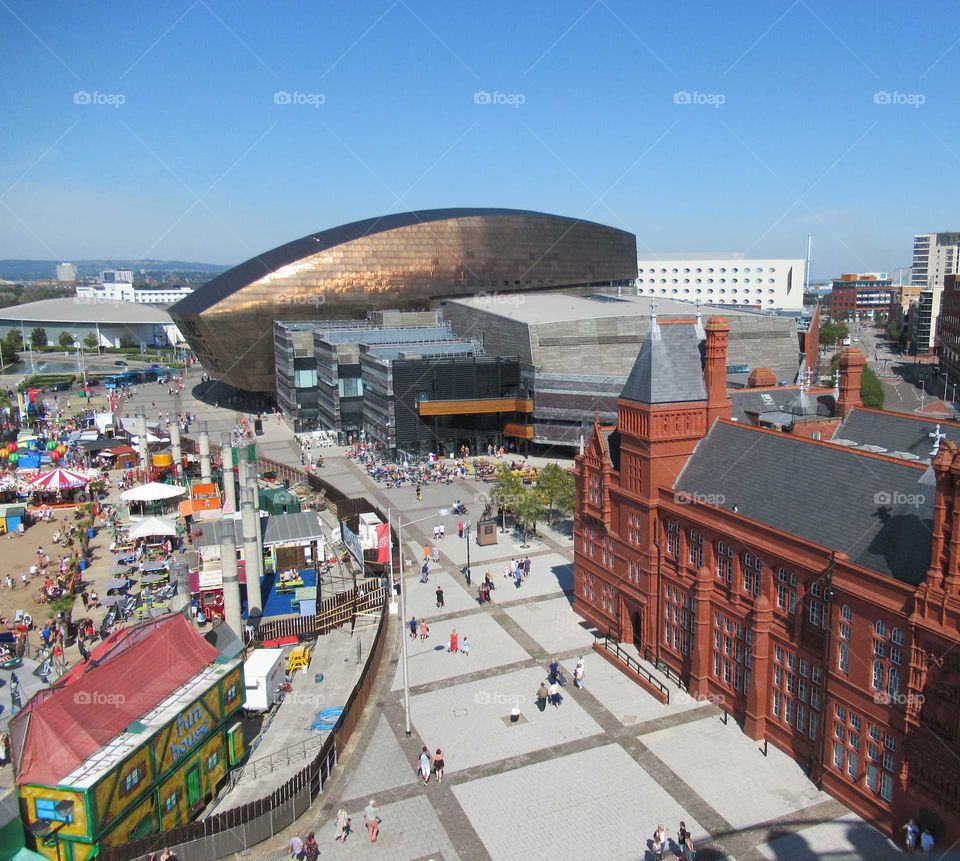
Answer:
[{"left": 170, "top": 208, "right": 638, "bottom": 394}]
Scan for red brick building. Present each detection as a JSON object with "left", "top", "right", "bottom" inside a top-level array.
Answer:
[{"left": 574, "top": 313, "right": 960, "bottom": 844}]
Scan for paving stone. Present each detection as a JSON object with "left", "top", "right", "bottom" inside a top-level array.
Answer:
[
  {"left": 453, "top": 744, "right": 710, "bottom": 861},
  {"left": 503, "top": 595, "right": 596, "bottom": 654},
  {"left": 408, "top": 665, "right": 604, "bottom": 774},
  {"left": 641, "top": 716, "right": 830, "bottom": 831},
  {"left": 391, "top": 611, "right": 530, "bottom": 691}
]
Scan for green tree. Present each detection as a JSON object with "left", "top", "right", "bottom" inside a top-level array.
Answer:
[
  {"left": 490, "top": 464, "right": 523, "bottom": 530},
  {"left": 118, "top": 334, "right": 137, "bottom": 349},
  {"left": 82, "top": 332, "right": 99, "bottom": 351},
  {"left": 29, "top": 327, "right": 48, "bottom": 348},
  {"left": 886, "top": 321, "right": 903, "bottom": 342},
  {"left": 820, "top": 321, "right": 849, "bottom": 347},
  {"left": 513, "top": 484, "right": 545, "bottom": 547},
  {"left": 2, "top": 329, "right": 23, "bottom": 355},
  {"left": 58, "top": 331, "right": 76, "bottom": 349},
  {"left": 536, "top": 462, "right": 575, "bottom": 526}
]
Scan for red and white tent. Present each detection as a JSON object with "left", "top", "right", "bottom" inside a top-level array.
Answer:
[{"left": 26, "top": 467, "right": 90, "bottom": 491}]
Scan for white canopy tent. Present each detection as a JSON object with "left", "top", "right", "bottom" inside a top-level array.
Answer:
[
  {"left": 128, "top": 517, "right": 178, "bottom": 540},
  {"left": 121, "top": 482, "right": 186, "bottom": 503}
]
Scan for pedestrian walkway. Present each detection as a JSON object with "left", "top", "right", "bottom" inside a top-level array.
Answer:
[{"left": 239, "top": 450, "right": 915, "bottom": 861}]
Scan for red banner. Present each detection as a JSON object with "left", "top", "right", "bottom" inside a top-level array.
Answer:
[{"left": 376, "top": 522, "right": 390, "bottom": 564}]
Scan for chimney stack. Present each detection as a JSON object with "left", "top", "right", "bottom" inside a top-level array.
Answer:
[
  {"left": 836, "top": 348, "right": 865, "bottom": 419},
  {"left": 704, "top": 316, "right": 732, "bottom": 425}
]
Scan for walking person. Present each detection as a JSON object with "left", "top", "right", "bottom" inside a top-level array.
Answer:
[
  {"left": 458, "top": 519, "right": 464, "bottom": 538},
  {"left": 549, "top": 680, "right": 562, "bottom": 708},
  {"left": 460, "top": 635, "right": 470, "bottom": 656},
  {"left": 523, "top": 556, "right": 531, "bottom": 577},
  {"left": 536, "top": 680, "right": 549, "bottom": 712},
  {"left": 419, "top": 619, "right": 430, "bottom": 641},
  {"left": 449, "top": 628, "right": 459, "bottom": 653},
  {"left": 287, "top": 831, "right": 305, "bottom": 860},
  {"left": 548, "top": 657, "right": 560, "bottom": 684},
  {"left": 363, "top": 800, "right": 381, "bottom": 842},
  {"left": 436, "top": 585, "right": 444, "bottom": 610},
  {"left": 302, "top": 832, "right": 320, "bottom": 861},
  {"left": 653, "top": 824, "right": 668, "bottom": 861},
  {"left": 921, "top": 828, "right": 935, "bottom": 853},
  {"left": 903, "top": 819, "right": 919, "bottom": 853},
  {"left": 417, "top": 746, "right": 432, "bottom": 784},
  {"left": 573, "top": 657, "right": 585, "bottom": 689},
  {"left": 408, "top": 616, "right": 417, "bottom": 639},
  {"left": 432, "top": 747, "right": 445, "bottom": 783},
  {"left": 334, "top": 806, "right": 350, "bottom": 843}
]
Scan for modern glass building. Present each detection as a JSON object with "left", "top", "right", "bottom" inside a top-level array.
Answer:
[{"left": 169, "top": 208, "right": 637, "bottom": 393}]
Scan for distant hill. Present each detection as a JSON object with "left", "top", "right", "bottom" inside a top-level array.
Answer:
[{"left": 0, "top": 259, "right": 230, "bottom": 281}]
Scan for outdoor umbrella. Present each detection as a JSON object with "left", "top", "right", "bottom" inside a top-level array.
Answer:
[
  {"left": 26, "top": 467, "right": 89, "bottom": 491},
  {"left": 120, "top": 482, "right": 186, "bottom": 503},
  {"left": 127, "top": 516, "right": 178, "bottom": 540},
  {"left": 103, "top": 578, "right": 129, "bottom": 591}
]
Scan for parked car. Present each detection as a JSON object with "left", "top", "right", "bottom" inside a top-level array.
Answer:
[
  {"left": 48, "top": 381, "right": 72, "bottom": 392},
  {"left": 114, "top": 360, "right": 128, "bottom": 367}
]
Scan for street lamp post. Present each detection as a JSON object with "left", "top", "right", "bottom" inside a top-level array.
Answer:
[
  {"left": 396, "top": 507, "right": 449, "bottom": 737},
  {"left": 464, "top": 519, "right": 472, "bottom": 586}
]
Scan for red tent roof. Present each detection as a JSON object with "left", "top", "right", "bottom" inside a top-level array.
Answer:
[{"left": 12, "top": 614, "right": 218, "bottom": 787}]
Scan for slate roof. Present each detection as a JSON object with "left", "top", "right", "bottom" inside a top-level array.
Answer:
[
  {"left": 730, "top": 387, "right": 835, "bottom": 425},
  {"left": 194, "top": 512, "right": 325, "bottom": 548},
  {"left": 620, "top": 322, "right": 707, "bottom": 404},
  {"left": 833, "top": 408, "right": 960, "bottom": 460},
  {"left": 674, "top": 421, "right": 932, "bottom": 585}
]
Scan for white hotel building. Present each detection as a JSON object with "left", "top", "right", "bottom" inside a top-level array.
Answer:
[{"left": 634, "top": 256, "right": 806, "bottom": 312}]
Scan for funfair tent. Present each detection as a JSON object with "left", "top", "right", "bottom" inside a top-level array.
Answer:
[
  {"left": 127, "top": 516, "right": 178, "bottom": 540},
  {"left": 120, "top": 482, "right": 186, "bottom": 502},
  {"left": 10, "top": 614, "right": 217, "bottom": 787},
  {"left": 25, "top": 467, "right": 89, "bottom": 491}
]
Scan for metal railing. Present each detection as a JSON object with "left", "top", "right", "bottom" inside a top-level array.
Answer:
[
  {"left": 644, "top": 646, "right": 688, "bottom": 693},
  {"left": 594, "top": 631, "right": 669, "bottom": 703},
  {"left": 232, "top": 734, "right": 329, "bottom": 784}
]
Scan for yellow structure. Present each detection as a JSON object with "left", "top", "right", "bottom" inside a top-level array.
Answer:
[
  {"left": 14, "top": 617, "right": 246, "bottom": 860},
  {"left": 286, "top": 645, "right": 311, "bottom": 673}
]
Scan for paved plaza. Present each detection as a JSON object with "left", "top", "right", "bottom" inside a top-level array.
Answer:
[
  {"left": 224, "top": 432, "right": 913, "bottom": 861},
  {"left": 35, "top": 373, "right": 917, "bottom": 860}
]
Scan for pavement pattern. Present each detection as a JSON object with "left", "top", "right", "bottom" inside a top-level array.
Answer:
[{"left": 238, "top": 447, "right": 909, "bottom": 861}]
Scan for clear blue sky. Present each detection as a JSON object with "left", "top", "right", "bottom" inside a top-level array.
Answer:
[{"left": 1, "top": 0, "right": 957, "bottom": 278}]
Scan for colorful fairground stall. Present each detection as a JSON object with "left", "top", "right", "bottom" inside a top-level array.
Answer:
[{"left": 12, "top": 615, "right": 245, "bottom": 860}]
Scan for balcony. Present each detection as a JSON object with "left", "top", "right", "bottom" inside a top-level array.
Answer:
[{"left": 416, "top": 397, "right": 534, "bottom": 416}]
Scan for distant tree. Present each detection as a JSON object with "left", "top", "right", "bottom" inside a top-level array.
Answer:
[
  {"left": 118, "top": 334, "right": 137, "bottom": 349},
  {"left": 29, "top": 327, "right": 48, "bottom": 348},
  {"left": 513, "top": 484, "right": 546, "bottom": 547},
  {"left": 490, "top": 464, "right": 523, "bottom": 530},
  {"left": 820, "top": 321, "right": 849, "bottom": 347},
  {"left": 536, "top": 463, "right": 575, "bottom": 526},
  {"left": 2, "top": 330, "right": 23, "bottom": 353},
  {"left": 886, "top": 321, "right": 903, "bottom": 343},
  {"left": 82, "top": 332, "right": 99, "bottom": 351},
  {"left": 58, "top": 331, "right": 76, "bottom": 349}
]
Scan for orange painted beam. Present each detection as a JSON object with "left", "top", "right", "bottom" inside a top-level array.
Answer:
[{"left": 416, "top": 397, "right": 534, "bottom": 416}]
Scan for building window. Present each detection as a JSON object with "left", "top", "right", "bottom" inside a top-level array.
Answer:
[
  {"left": 688, "top": 530, "right": 703, "bottom": 569},
  {"left": 664, "top": 584, "right": 694, "bottom": 656},
  {"left": 716, "top": 541, "right": 733, "bottom": 583},
  {"left": 35, "top": 798, "right": 74, "bottom": 823},
  {"left": 589, "top": 473, "right": 602, "bottom": 507},
  {"left": 743, "top": 552, "right": 762, "bottom": 596},
  {"left": 163, "top": 789, "right": 182, "bottom": 813},
  {"left": 206, "top": 751, "right": 219, "bottom": 771},
  {"left": 666, "top": 520, "right": 680, "bottom": 558},
  {"left": 121, "top": 762, "right": 147, "bottom": 796},
  {"left": 776, "top": 568, "right": 797, "bottom": 613},
  {"left": 713, "top": 610, "right": 750, "bottom": 693}
]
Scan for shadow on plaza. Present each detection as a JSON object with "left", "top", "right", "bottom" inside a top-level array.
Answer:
[
  {"left": 637, "top": 815, "right": 958, "bottom": 861},
  {"left": 190, "top": 380, "right": 273, "bottom": 413}
]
